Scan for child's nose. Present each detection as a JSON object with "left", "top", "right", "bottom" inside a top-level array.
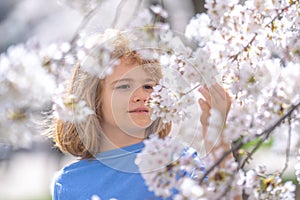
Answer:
[{"left": 131, "top": 87, "right": 150, "bottom": 103}]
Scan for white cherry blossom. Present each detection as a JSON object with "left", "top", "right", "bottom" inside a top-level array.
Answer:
[{"left": 52, "top": 85, "right": 94, "bottom": 122}]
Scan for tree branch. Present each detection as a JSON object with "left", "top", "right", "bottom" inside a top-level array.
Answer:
[
  {"left": 199, "top": 141, "right": 244, "bottom": 184},
  {"left": 111, "top": 0, "right": 129, "bottom": 28},
  {"left": 240, "top": 102, "right": 299, "bottom": 169},
  {"left": 70, "top": 4, "right": 102, "bottom": 46},
  {"left": 125, "top": 0, "right": 145, "bottom": 27},
  {"left": 229, "top": 1, "right": 297, "bottom": 62},
  {"left": 199, "top": 101, "right": 300, "bottom": 184}
]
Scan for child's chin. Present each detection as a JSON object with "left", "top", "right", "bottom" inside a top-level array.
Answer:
[
  {"left": 133, "top": 120, "right": 152, "bottom": 129},
  {"left": 128, "top": 117, "right": 151, "bottom": 127}
]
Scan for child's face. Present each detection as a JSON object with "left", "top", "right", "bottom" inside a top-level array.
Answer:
[{"left": 101, "top": 57, "right": 157, "bottom": 137}]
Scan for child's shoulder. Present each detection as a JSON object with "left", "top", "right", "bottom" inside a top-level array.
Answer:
[
  {"left": 51, "top": 158, "right": 105, "bottom": 199},
  {"left": 63, "top": 158, "right": 96, "bottom": 170},
  {"left": 54, "top": 158, "right": 100, "bottom": 182}
]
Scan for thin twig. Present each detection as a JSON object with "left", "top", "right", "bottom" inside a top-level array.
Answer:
[
  {"left": 199, "top": 101, "right": 300, "bottom": 184},
  {"left": 55, "top": 5, "right": 101, "bottom": 69},
  {"left": 239, "top": 136, "right": 265, "bottom": 169},
  {"left": 184, "top": 82, "right": 202, "bottom": 95},
  {"left": 124, "top": 0, "right": 144, "bottom": 27},
  {"left": 267, "top": 2, "right": 297, "bottom": 27},
  {"left": 111, "top": 0, "right": 129, "bottom": 28},
  {"left": 280, "top": 116, "right": 292, "bottom": 176},
  {"left": 229, "top": 1, "right": 297, "bottom": 62},
  {"left": 216, "top": 172, "right": 237, "bottom": 199},
  {"left": 240, "top": 102, "right": 300, "bottom": 168},
  {"left": 229, "top": 33, "right": 257, "bottom": 62},
  {"left": 187, "top": 1, "right": 297, "bottom": 94},
  {"left": 70, "top": 4, "right": 102, "bottom": 46},
  {"left": 199, "top": 141, "right": 244, "bottom": 184}
]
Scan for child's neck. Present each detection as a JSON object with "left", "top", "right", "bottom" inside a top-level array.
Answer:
[{"left": 100, "top": 126, "right": 145, "bottom": 152}]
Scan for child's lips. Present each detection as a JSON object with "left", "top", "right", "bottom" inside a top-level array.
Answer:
[{"left": 128, "top": 107, "right": 150, "bottom": 114}]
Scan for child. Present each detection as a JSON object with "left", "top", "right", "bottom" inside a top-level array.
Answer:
[{"left": 48, "top": 30, "right": 232, "bottom": 200}]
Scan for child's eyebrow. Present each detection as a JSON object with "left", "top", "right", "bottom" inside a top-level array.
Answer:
[
  {"left": 145, "top": 78, "right": 156, "bottom": 83},
  {"left": 110, "top": 77, "right": 157, "bottom": 86},
  {"left": 110, "top": 78, "right": 133, "bottom": 85}
]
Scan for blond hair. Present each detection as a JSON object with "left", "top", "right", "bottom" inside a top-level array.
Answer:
[{"left": 47, "top": 32, "right": 171, "bottom": 159}]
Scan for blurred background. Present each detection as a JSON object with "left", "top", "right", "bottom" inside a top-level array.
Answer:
[
  {"left": 0, "top": 1, "right": 78, "bottom": 199},
  {"left": 0, "top": 0, "right": 299, "bottom": 199},
  {"left": 0, "top": 1, "right": 205, "bottom": 199}
]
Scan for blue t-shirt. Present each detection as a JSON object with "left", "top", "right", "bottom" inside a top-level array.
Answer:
[{"left": 52, "top": 142, "right": 204, "bottom": 200}]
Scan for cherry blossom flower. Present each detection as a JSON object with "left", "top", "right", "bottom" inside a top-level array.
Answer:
[
  {"left": 76, "top": 30, "right": 120, "bottom": 78},
  {"left": 1, "top": 0, "right": 300, "bottom": 198},
  {"left": 0, "top": 41, "right": 56, "bottom": 146},
  {"left": 239, "top": 166, "right": 296, "bottom": 200},
  {"left": 52, "top": 85, "right": 94, "bottom": 122},
  {"left": 135, "top": 135, "right": 205, "bottom": 198},
  {"left": 149, "top": 80, "right": 194, "bottom": 124},
  {"left": 150, "top": 4, "right": 168, "bottom": 19},
  {"left": 0, "top": 42, "right": 56, "bottom": 109},
  {"left": 175, "top": 177, "right": 206, "bottom": 200}
]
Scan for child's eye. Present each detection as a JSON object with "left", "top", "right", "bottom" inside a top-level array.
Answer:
[
  {"left": 143, "top": 85, "right": 154, "bottom": 90},
  {"left": 116, "top": 84, "right": 131, "bottom": 89}
]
